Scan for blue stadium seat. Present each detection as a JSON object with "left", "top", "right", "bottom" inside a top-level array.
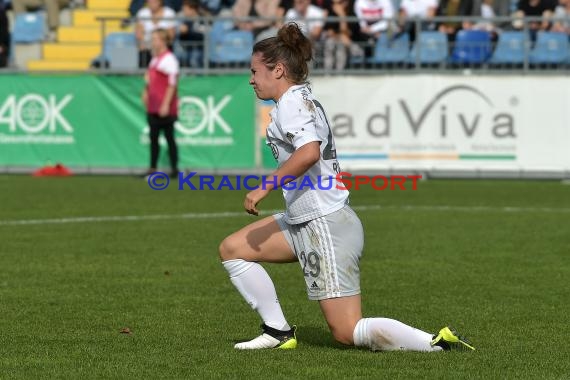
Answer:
[
  {"left": 91, "top": 32, "right": 137, "bottom": 69},
  {"left": 369, "top": 33, "right": 410, "bottom": 64},
  {"left": 104, "top": 32, "right": 138, "bottom": 69},
  {"left": 450, "top": 30, "right": 492, "bottom": 64},
  {"left": 209, "top": 29, "right": 254, "bottom": 64},
  {"left": 103, "top": 32, "right": 137, "bottom": 53},
  {"left": 408, "top": 31, "right": 448, "bottom": 64},
  {"left": 210, "top": 19, "right": 234, "bottom": 37},
  {"left": 489, "top": 31, "right": 526, "bottom": 64},
  {"left": 529, "top": 32, "right": 570, "bottom": 64},
  {"left": 12, "top": 12, "right": 45, "bottom": 43}
]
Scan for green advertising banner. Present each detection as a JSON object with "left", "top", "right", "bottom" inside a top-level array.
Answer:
[{"left": 0, "top": 74, "right": 255, "bottom": 169}]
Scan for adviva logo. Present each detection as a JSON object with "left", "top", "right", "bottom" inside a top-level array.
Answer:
[
  {"left": 0, "top": 94, "right": 74, "bottom": 144},
  {"left": 140, "top": 95, "right": 233, "bottom": 147},
  {"left": 332, "top": 85, "right": 517, "bottom": 140}
]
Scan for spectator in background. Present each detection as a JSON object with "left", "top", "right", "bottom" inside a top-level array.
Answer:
[
  {"left": 354, "top": 0, "right": 395, "bottom": 37},
  {"left": 136, "top": 0, "right": 177, "bottom": 67},
  {"left": 276, "top": 0, "right": 293, "bottom": 20},
  {"left": 277, "top": 0, "right": 327, "bottom": 18},
  {"left": 232, "top": 0, "right": 279, "bottom": 39},
  {"left": 353, "top": 0, "right": 395, "bottom": 57},
  {"left": 398, "top": 0, "right": 438, "bottom": 41},
  {"left": 551, "top": 0, "right": 570, "bottom": 33},
  {"left": 12, "top": 0, "right": 70, "bottom": 41},
  {"left": 513, "top": 0, "right": 557, "bottom": 32},
  {"left": 142, "top": 28, "right": 180, "bottom": 178},
  {"left": 177, "top": 0, "right": 207, "bottom": 67},
  {"left": 323, "top": 0, "right": 363, "bottom": 70},
  {"left": 436, "top": 0, "right": 475, "bottom": 39},
  {"left": 285, "top": 0, "right": 325, "bottom": 41},
  {"left": 0, "top": 1, "right": 9, "bottom": 67},
  {"left": 199, "top": 0, "right": 226, "bottom": 14},
  {"left": 130, "top": 0, "right": 183, "bottom": 16},
  {"left": 468, "top": 0, "right": 511, "bottom": 33}
]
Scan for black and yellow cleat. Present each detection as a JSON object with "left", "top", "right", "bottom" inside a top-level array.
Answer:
[
  {"left": 431, "top": 326, "right": 476, "bottom": 351},
  {"left": 234, "top": 324, "right": 297, "bottom": 350}
]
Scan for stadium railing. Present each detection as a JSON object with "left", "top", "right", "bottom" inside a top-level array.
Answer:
[{"left": 89, "top": 15, "right": 570, "bottom": 75}]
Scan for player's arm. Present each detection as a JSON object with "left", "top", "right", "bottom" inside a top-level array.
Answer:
[
  {"left": 159, "top": 85, "right": 176, "bottom": 116},
  {"left": 244, "top": 141, "right": 320, "bottom": 216},
  {"left": 158, "top": 56, "right": 179, "bottom": 117},
  {"left": 142, "top": 72, "right": 149, "bottom": 108}
]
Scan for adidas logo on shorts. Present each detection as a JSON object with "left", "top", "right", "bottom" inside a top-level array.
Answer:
[{"left": 310, "top": 281, "right": 319, "bottom": 290}]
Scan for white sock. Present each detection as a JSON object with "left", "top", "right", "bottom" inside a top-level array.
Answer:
[
  {"left": 353, "top": 318, "right": 442, "bottom": 351},
  {"left": 223, "top": 259, "right": 290, "bottom": 331}
]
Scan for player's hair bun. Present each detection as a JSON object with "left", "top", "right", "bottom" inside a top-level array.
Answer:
[{"left": 277, "top": 23, "right": 313, "bottom": 63}]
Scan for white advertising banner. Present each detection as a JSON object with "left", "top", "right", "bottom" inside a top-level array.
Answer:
[{"left": 311, "top": 75, "right": 570, "bottom": 175}]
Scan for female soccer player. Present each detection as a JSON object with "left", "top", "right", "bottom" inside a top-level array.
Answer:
[{"left": 219, "top": 23, "right": 475, "bottom": 352}]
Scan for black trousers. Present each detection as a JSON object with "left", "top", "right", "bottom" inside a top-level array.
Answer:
[{"left": 147, "top": 113, "right": 178, "bottom": 172}]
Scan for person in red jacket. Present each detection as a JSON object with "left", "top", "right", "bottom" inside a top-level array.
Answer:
[{"left": 142, "top": 28, "right": 180, "bottom": 177}]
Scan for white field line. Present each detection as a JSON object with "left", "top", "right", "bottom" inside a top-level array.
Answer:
[{"left": 0, "top": 204, "right": 569, "bottom": 227}]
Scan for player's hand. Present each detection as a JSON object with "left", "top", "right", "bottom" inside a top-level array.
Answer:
[
  {"left": 142, "top": 92, "right": 148, "bottom": 108},
  {"left": 244, "top": 187, "right": 269, "bottom": 216},
  {"left": 158, "top": 103, "right": 169, "bottom": 117}
]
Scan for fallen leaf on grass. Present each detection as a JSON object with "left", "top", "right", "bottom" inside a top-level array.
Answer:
[{"left": 119, "top": 327, "right": 132, "bottom": 335}]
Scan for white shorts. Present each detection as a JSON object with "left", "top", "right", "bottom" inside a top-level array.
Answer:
[{"left": 275, "top": 205, "right": 364, "bottom": 301}]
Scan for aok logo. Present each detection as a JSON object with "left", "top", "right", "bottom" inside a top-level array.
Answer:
[
  {"left": 331, "top": 85, "right": 517, "bottom": 139},
  {"left": 176, "top": 95, "right": 232, "bottom": 136},
  {"left": 141, "top": 95, "right": 234, "bottom": 146},
  {"left": 0, "top": 94, "right": 73, "bottom": 134},
  {"left": 0, "top": 94, "right": 74, "bottom": 144}
]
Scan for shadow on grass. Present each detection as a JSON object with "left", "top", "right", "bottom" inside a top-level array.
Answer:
[
  {"left": 296, "top": 325, "right": 353, "bottom": 350},
  {"left": 230, "top": 325, "right": 352, "bottom": 350}
]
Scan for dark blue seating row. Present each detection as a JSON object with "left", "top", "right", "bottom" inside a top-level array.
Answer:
[{"left": 368, "top": 30, "right": 570, "bottom": 66}]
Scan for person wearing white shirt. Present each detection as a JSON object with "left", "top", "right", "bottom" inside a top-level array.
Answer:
[
  {"left": 285, "top": 0, "right": 326, "bottom": 41},
  {"left": 353, "top": 0, "right": 395, "bottom": 37},
  {"left": 398, "top": 0, "right": 438, "bottom": 40},
  {"left": 136, "top": 0, "right": 177, "bottom": 67},
  {"left": 219, "top": 22, "right": 475, "bottom": 354},
  {"left": 551, "top": 0, "right": 570, "bottom": 33}
]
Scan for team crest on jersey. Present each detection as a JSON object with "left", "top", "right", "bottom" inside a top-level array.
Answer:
[{"left": 269, "top": 142, "right": 279, "bottom": 160}]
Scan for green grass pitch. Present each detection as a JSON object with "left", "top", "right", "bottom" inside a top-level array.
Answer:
[{"left": 0, "top": 175, "right": 569, "bottom": 379}]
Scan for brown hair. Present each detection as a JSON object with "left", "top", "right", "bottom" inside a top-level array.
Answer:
[
  {"left": 152, "top": 28, "right": 170, "bottom": 45},
  {"left": 252, "top": 23, "right": 313, "bottom": 84}
]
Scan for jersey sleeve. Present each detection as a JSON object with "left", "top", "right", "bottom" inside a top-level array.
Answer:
[
  {"left": 277, "top": 96, "right": 322, "bottom": 149},
  {"left": 158, "top": 54, "right": 179, "bottom": 86}
]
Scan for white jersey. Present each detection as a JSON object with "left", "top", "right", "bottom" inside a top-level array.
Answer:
[
  {"left": 266, "top": 84, "right": 349, "bottom": 224},
  {"left": 400, "top": 0, "right": 438, "bottom": 18}
]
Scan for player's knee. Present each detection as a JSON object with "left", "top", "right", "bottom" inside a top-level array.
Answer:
[
  {"left": 331, "top": 328, "right": 355, "bottom": 346},
  {"left": 219, "top": 235, "right": 238, "bottom": 261}
]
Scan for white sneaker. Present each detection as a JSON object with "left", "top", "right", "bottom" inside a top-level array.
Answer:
[{"left": 234, "top": 324, "right": 297, "bottom": 350}]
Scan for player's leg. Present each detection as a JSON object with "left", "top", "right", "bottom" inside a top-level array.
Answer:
[
  {"left": 147, "top": 114, "right": 160, "bottom": 172},
  {"left": 319, "top": 295, "right": 441, "bottom": 351},
  {"left": 220, "top": 214, "right": 298, "bottom": 349},
  {"left": 219, "top": 214, "right": 297, "bottom": 263},
  {"left": 319, "top": 295, "right": 362, "bottom": 345},
  {"left": 315, "top": 206, "right": 440, "bottom": 351},
  {"left": 162, "top": 117, "right": 178, "bottom": 175}
]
